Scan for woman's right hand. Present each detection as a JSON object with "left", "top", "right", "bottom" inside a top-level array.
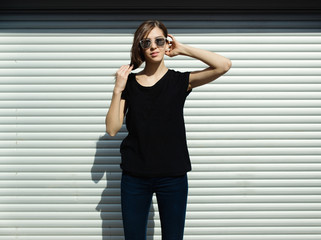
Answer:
[{"left": 114, "top": 64, "right": 133, "bottom": 93}]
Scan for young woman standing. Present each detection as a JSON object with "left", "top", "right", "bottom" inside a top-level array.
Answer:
[{"left": 106, "top": 20, "right": 231, "bottom": 240}]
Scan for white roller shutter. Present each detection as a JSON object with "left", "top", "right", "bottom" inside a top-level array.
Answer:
[{"left": 1, "top": 12, "right": 321, "bottom": 240}]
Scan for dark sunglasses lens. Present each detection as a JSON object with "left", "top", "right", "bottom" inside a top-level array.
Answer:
[
  {"left": 156, "top": 38, "right": 165, "bottom": 46},
  {"left": 140, "top": 39, "right": 151, "bottom": 48},
  {"left": 140, "top": 38, "right": 165, "bottom": 48}
]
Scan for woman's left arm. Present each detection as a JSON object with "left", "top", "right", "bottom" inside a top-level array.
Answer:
[{"left": 166, "top": 34, "right": 232, "bottom": 90}]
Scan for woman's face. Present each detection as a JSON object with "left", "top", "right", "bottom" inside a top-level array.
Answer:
[{"left": 141, "top": 27, "right": 168, "bottom": 65}]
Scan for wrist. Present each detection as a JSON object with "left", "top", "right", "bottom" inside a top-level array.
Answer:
[
  {"left": 113, "top": 87, "right": 123, "bottom": 95},
  {"left": 179, "top": 43, "right": 193, "bottom": 56}
]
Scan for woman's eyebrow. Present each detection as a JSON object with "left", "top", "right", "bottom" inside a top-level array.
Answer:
[{"left": 146, "top": 36, "right": 164, "bottom": 39}]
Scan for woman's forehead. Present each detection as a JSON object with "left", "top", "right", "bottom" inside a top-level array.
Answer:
[{"left": 145, "top": 27, "right": 164, "bottom": 38}]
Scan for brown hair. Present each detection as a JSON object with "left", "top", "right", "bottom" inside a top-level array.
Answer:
[{"left": 130, "top": 20, "right": 168, "bottom": 70}]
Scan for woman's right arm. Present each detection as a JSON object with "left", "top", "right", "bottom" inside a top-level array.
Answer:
[{"left": 105, "top": 65, "right": 133, "bottom": 137}]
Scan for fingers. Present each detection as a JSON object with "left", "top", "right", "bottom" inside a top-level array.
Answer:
[
  {"left": 118, "top": 64, "right": 131, "bottom": 72},
  {"left": 165, "top": 49, "right": 172, "bottom": 57},
  {"left": 117, "top": 64, "right": 133, "bottom": 76},
  {"left": 127, "top": 64, "right": 134, "bottom": 72},
  {"left": 114, "top": 64, "right": 133, "bottom": 91},
  {"left": 167, "top": 33, "right": 175, "bottom": 41},
  {"left": 167, "top": 34, "right": 174, "bottom": 46}
]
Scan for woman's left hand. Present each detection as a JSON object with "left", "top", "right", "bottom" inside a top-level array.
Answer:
[{"left": 165, "top": 34, "right": 184, "bottom": 57}]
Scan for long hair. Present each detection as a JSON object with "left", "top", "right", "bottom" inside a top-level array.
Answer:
[{"left": 130, "top": 20, "right": 168, "bottom": 70}]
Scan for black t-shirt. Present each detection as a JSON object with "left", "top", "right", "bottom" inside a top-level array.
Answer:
[{"left": 120, "top": 69, "right": 192, "bottom": 177}]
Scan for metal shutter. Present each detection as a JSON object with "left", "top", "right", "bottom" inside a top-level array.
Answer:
[{"left": 1, "top": 12, "right": 321, "bottom": 240}]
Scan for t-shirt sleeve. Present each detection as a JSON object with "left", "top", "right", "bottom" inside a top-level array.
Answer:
[
  {"left": 121, "top": 73, "right": 132, "bottom": 100},
  {"left": 178, "top": 71, "right": 192, "bottom": 98},
  {"left": 121, "top": 87, "right": 127, "bottom": 100}
]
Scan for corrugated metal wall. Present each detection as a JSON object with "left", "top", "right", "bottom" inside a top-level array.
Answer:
[{"left": 1, "top": 12, "right": 321, "bottom": 240}]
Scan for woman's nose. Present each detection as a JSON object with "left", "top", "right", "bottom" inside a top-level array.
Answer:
[{"left": 150, "top": 40, "right": 157, "bottom": 49}]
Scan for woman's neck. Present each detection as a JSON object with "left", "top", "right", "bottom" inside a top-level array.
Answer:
[{"left": 142, "top": 62, "right": 168, "bottom": 77}]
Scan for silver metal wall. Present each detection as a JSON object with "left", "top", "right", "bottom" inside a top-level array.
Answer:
[{"left": 1, "top": 12, "right": 321, "bottom": 240}]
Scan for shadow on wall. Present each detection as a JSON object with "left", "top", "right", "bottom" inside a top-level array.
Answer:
[{"left": 91, "top": 134, "right": 155, "bottom": 240}]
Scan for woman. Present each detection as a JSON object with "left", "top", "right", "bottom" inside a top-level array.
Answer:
[{"left": 106, "top": 20, "right": 231, "bottom": 240}]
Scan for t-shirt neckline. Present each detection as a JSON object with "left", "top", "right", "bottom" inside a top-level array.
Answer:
[{"left": 134, "top": 69, "right": 170, "bottom": 89}]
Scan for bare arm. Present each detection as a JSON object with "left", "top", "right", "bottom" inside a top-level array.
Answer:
[
  {"left": 105, "top": 65, "right": 133, "bottom": 137},
  {"left": 165, "top": 34, "right": 232, "bottom": 90}
]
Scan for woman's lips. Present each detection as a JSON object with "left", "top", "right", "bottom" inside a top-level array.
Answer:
[{"left": 151, "top": 52, "right": 159, "bottom": 57}]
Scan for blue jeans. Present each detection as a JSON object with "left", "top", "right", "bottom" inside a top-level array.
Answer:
[{"left": 121, "top": 173, "right": 188, "bottom": 240}]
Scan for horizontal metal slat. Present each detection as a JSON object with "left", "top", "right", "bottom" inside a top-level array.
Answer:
[
  {"left": 1, "top": 140, "right": 321, "bottom": 148},
  {"left": 2, "top": 92, "right": 321, "bottom": 100},
  {"left": 1, "top": 235, "right": 321, "bottom": 240},
  {"left": 1, "top": 155, "right": 321, "bottom": 165},
  {"left": 2, "top": 115, "right": 321, "bottom": 123},
  {"left": 2, "top": 44, "right": 321, "bottom": 52},
  {"left": 2, "top": 123, "right": 321, "bottom": 133},
  {"left": 1, "top": 52, "right": 321, "bottom": 60},
  {"left": 1, "top": 171, "right": 321, "bottom": 180},
  {"left": 1, "top": 60, "right": 321, "bottom": 69},
  {"left": 1, "top": 146, "right": 321, "bottom": 154},
  {"left": 2, "top": 99, "right": 321, "bottom": 108},
  {"left": 2, "top": 211, "right": 321, "bottom": 220},
  {"left": 2, "top": 131, "right": 321, "bottom": 140},
  {"left": 1, "top": 107, "right": 321, "bottom": 116},
  {"left": 1, "top": 75, "right": 320, "bottom": 84},
  {"left": 1, "top": 162, "right": 321, "bottom": 171},
  {"left": 2, "top": 68, "right": 321, "bottom": 76},
  {"left": 2, "top": 187, "right": 321, "bottom": 196},
  {"left": 2, "top": 203, "right": 321, "bottom": 212},
  {"left": 1, "top": 84, "right": 321, "bottom": 92},
  {"left": 1, "top": 179, "right": 321, "bottom": 188},
  {"left": 1, "top": 195, "right": 321, "bottom": 204},
  {"left": 0, "top": 34, "right": 321, "bottom": 44},
  {"left": 2, "top": 20, "right": 321, "bottom": 29},
  {"left": 1, "top": 226, "right": 321, "bottom": 235},
  {"left": 1, "top": 218, "right": 321, "bottom": 227}
]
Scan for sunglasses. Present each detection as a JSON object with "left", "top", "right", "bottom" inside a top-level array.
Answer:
[{"left": 139, "top": 37, "right": 167, "bottom": 49}]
